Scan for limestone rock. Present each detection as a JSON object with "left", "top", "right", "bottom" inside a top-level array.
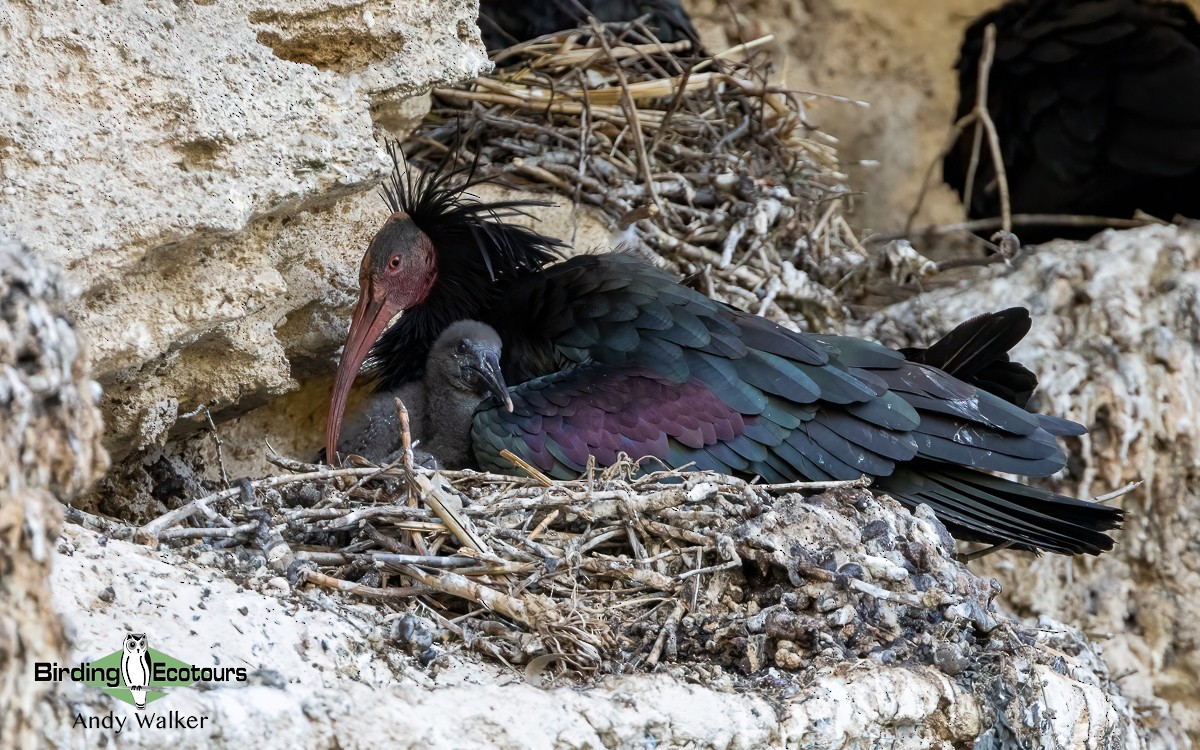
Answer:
[
  {"left": 857, "top": 224, "right": 1200, "bottom": 740},
  {"left": 0, "top": 239, "right": 106, "bottom": 748},
  {"left": 0, "top": 0, "right": 489, "bottom": 460}
]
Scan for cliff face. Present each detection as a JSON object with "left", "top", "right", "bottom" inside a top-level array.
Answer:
[
  {"left": 0, "top": 0, "right": 488, "bottom": 462},
  {"left": 2, "top": 0, "right": 1197, "bottom": 746},
  {"left": 856, "top": 226, "right": 1200, "bottom": 740},
  {"left": 0, "top": 240, "right": 107, "bottom": 747}
]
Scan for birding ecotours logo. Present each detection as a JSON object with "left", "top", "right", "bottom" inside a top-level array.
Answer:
[
  {"left": 120, "top": 633, "right": 153, "bottom": 709},
  {"left": 33, "top": 631, "right": 248, "bottom": 709}
]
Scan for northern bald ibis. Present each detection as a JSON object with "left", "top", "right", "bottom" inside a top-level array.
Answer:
[
  {"left": 944, "top": 0, "right": 1200, "bottom": 239},
  {"left": 335, "top": 320, "right": 511, "bottom": 469},
  {"left": 325, "top": 156, "right": 1123, "bottom": 555}
]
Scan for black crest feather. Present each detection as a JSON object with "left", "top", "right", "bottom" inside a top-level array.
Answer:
[{"left": 365, "top": 142, "right": 566, "bottom": 389}]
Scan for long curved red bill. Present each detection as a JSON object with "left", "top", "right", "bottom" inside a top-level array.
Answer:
[{"left": 324, "top": 288, "right": 398, "bottom": 463}]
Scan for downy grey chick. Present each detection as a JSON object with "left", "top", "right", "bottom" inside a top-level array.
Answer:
[{"left": 335, "top": 320, "right": 511, "bottom": 468}]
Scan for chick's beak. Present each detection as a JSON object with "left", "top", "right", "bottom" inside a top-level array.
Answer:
[{"left": 469, "top": 345, "right": 514, "bottom": 413}]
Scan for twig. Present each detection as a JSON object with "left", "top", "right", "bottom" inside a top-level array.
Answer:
[
  {"left": 590, "top": 17, "right": 660, "bottom": 212},
  {"left": 677, "top": 558, "right": 740, "bottom": 580},
  {"left": 689, "top": 35, "right": 775, "bottom": 74},
  {"left": 958, "top": 541, "right": 1015, "bottom": 562},
  {"left": 527, "top": 510, "right": 559, "bottom": 543},
  {"left": 678, "top": 536, "right": 740, "bottom": 580},
  {"left": 500, "top": 449, "right": 554, "bottom": 486},
  {"left": 303, "top": 570, "right": 434, "bottom": 600},
  {"left": 399, "top": 565, "right": 547, "bottom": 629},
  {"left": 869, "top": 214, "right": 1154, "bottom": 248},
  {"left": 579, "top": 559, "right": 678, "bottom": 591},
  {"left": 157, "top": 521, "right": 259, "bottom": 542},
  {"left": 410, "top": 472, "right": 492, "bottom": 554},
  {"left": 646, "top": 601, "right": 686, "bottom": 667},
  {"left": 1091, "top": 481, "right": 1142, "bottom": 505},
  {"left": 135, "top": 466, "right": 394, "bottom": 546},
  {"left": 180, "top": 404, "right": 230, "bottom": 488},
  {"left": 906, "top": 23, "right": 1009, "bottom": 234},
  {"left": 754, "top": 476, "right": 871, "bottom": 492},
  {"left": 974, "top": 25, "right": 1011, "bottom": 234}
]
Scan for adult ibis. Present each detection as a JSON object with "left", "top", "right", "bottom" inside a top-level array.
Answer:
[
  {"left": 944, "top": 0, "right": 1200, "bottom": 239},
  {"left": 325, "top": 159, "right": 1123, "bottom": 555}
]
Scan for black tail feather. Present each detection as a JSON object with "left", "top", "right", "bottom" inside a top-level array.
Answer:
[
  {"left": 893, "top": 308, "right": 1118, "bottom": 554},
  {"left": 901, "top": 307, "right": 1038, "bottom": 408},
  {"left": 879, "top": 461, "right": 1122, "bottom": 555}
]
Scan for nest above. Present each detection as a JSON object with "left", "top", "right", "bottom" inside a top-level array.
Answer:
[{"left": 404, "top": 23, "right": 866, "bottom": 329}]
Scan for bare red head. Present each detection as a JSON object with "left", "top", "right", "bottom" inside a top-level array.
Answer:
[{"left": 325, "top": 213, "right": 437, "bottom": 462}]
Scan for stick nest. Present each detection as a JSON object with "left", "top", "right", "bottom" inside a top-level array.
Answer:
[
  {"left": 126, "top": 453, "right": 1027, "bottom": 685},
  {"left": 404, "top": 24, "right": 865, "bottom": 329}
]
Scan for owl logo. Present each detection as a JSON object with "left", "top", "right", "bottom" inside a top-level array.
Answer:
[{"left": 120, "top": 634, "right": 152, "bottom": 710}]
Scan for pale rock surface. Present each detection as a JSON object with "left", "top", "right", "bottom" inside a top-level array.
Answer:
[
  {"left": 0, "top": 0, "right": 488, "bottom": 459},
  {"left": 0, "top": 240, "right": 107, "bottom": 747}
]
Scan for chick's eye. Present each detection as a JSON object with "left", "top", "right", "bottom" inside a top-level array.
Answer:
[{"left": 456, "top": 341, "right": 468, "bottom": 354}]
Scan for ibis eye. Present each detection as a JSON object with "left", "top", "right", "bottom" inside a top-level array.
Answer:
[
  {"left": 456, "top": 341, "right": 469, "bottom": 354},
  {"left": 389, "top": 255, "right": 402, "bottom": 269}
]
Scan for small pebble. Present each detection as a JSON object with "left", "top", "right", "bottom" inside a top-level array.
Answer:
[
  {"left": 781, "top": 592, "right": 808, "bottom": 611},
  {"left": 816, "top": 592, "right": 845, "bottom": 613},
  {"left": 860, "top": 519, "right": 890, "bottom": 541},
  {"left": 392, "top": 614, "right": 418, "bottom": 643},
  {"left": 267, "top": 576, "right": 290, "bottom": 593},
  {"left": 934, "top": 645, "right": 970, "bottom": 676},
  {"left": 97, "top": 585, "right": 116, "bottom": 603},
  {"left": 828, "top": 604, "right": 856, "bottom": 626},
  {"left": 773, "top": 640, "right": 804, "bottom": 670},
  {"left": 409, "top": 628, "right": 433, "bottom": 652},
  {"left": 417, "top": 646, "right": 438, "bottom": 667},
  {"left": 859, "top": 554, "right": 907, "bottom": 582},
  {"left": 911, "top": 574, "right": 935, "bottom": 592},
  {"left": 947, "top": 601, "right": 999, "bottom": 634},
  {"left": 250, "top": 669, "right": 287, "bottom": 689},
  {"left": 836, "top": 563, "right": 865, "bottom": 580}
]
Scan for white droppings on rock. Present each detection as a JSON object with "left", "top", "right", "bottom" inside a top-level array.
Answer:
[
  {"left": 39, "top": 523, "right": 1155, "bottom": 749},
  {"left": 858, "top": 553, "right": 909, "bottom": 582}
]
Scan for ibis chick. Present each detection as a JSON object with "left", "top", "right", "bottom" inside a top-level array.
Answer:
[{"left": 335, "top": 321, "right": 512, "bottom": 468}]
